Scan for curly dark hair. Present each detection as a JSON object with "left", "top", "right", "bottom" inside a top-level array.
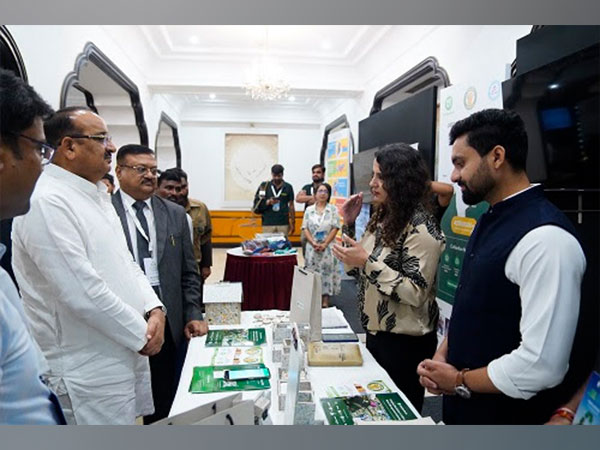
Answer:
[{"left": 367, "top": 143, "right": 432, "bottom": 246}]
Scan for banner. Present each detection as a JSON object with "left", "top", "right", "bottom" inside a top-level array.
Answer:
[{"left": 435, "top": 71, "right": 506, "bottom": 339}]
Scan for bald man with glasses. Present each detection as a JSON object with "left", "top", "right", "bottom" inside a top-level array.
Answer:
[{"left": 11, "top": 107, "right": 166, "bottom": 425}]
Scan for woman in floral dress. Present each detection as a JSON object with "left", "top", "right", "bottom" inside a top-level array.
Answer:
[{"left": 301, "top": 182, "right": 341, "bottom": 307}]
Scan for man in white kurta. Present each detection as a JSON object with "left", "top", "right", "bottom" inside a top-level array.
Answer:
[{"left": 11, "top": 108, "right": 165, "bottom": 424}]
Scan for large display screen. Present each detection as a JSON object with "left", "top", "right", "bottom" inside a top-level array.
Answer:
[{"left": 503, "top": 43, "right": 599, "bottom": 189}]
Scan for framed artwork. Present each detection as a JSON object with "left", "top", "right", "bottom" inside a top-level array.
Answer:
[{"left": 224, "top": 133, "right": 278, "bottom": 204}]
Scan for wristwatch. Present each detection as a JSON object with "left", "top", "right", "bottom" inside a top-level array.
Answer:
[{"left": 454, "top": 368, "right": 472, "bottom": 399}]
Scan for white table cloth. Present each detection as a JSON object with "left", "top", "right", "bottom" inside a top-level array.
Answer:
[{"left": 169, "top": 309, "right": 421, "bottom": 423}]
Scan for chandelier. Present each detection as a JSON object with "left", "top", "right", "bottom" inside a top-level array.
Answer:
[{"left": 244, "top": 27, "right": 291, "bottom": 101}]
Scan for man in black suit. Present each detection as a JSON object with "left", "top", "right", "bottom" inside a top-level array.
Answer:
[{"left": 112, "top": 144, "right": 208, "bottom": 423}]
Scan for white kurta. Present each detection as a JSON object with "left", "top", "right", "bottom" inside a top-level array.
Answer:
[{"left": 11, "top": 164, "right": 164, "bottom": 424}]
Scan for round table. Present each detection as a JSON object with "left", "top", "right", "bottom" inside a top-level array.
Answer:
[{"left": 223, "top": 247, "right": 298, "bottom": 310}]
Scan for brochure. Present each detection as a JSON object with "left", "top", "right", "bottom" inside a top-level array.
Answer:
[
  {"left": 321, "top": 393, "right": 417, "bottom": 425},
  {"left": 325, "top": 380, "right": 392, "bottom": 398},
  {"left": 205, "top": 328, "right": 267, "bottom": 347},
  {"left": 574, "top": 371, "right": 600, "bottom": 425},
  {"left": 211, "top": 346, "right": 264, "bottom": 366},
  {"left": 189, "top": 363, "right": 271, "bottom": 394}
]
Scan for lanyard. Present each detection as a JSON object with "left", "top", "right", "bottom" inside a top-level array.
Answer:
[
  {"left": 270, "top": 183, "right": 283, "bottom": 198},
  {"left": 124, "top": 201, "right": 154, "bottom": 255}
]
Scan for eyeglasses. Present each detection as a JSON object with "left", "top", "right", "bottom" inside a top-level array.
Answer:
[
  {"left": 67, "top": 134, "right": 113, "bottom": 147},
  {"left": 119, "top": 164, "right": 159, "bottom": 176},
  {"left": 9, "top": 132, "right": 55, "bottom": 165}
]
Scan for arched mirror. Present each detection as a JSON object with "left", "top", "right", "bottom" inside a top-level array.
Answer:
[
  {"left": 60, "top": 42, "right": 148, "bottom": 151},
  {"left": 370, "top": 57, "right": 450, "bottom": 114},
  {"left": 155, "top": 112, "right": 181, "bottom": 170}
]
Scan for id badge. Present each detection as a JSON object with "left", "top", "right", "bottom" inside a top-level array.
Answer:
[
  {"left": 143, "top": 257, "right": 160, "bottom": 286},
  {"left": 315, "top": 231, "right": 326, "bottom": 242},
  {"left": 272, "top": 201, "right": 280, "bottom": 212}
]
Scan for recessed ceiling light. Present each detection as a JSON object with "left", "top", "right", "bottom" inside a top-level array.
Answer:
[
  {"left": 288, "top": 96, "right": 296, "bottom": 102},
  {"left": 189, "top": 35, "right": 199, "bottom": 45},
  {"left": 209, "top": 93, "right": 216, "bottom": 100},
  {"left": 321, "top": 40, "right": 332, "bottom": 50},
  {"left": 549, "top": 83, "right": 560, "bottom": 90}
]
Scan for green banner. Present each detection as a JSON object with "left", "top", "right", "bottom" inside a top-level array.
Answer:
[
  {"left": 189, "top": 363, "right": 271, "bottom": 394},
  {"left": 205, "top": 328, "right": 267, "bottom": 347},
  {"left": 321, "top": 393, "right": 417, "bottom": 425},
  {"left": 436, "top": 195, "right": 488, "bottom": 305}
]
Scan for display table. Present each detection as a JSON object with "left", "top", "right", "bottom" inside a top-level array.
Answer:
[
  {"left": 169, "top": 309, "right": 421, "bottom": 424},
  {"left": 223, "top": 247, "right": 297, "bottom": 310}
]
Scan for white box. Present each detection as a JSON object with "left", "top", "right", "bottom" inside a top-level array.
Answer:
[{"left": 203, "top": 282, "right": 243, "bottom": 325}]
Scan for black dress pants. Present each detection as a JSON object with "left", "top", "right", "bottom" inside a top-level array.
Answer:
[
  {"left": 366, "top": 330, "right": 437, "bottom": 413},
  {"left": 143, "top": 320, "right": 177, "bottom": 424}
]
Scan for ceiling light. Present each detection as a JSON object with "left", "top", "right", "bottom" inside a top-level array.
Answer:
[
  {"left": 209, "top": 93, "right": 216, "bottom": 100},
  {"left": 189, "top": 35, "right": 199, "bottom": 45},
  {"left": 288, "top": 96, "right": 296, "bottom": 102},
  {"left": 244, "top": 27, "right": 291, "bottom": 101},
  {"left": 549, "top": 83, "right": 560, "bottom": 90}
]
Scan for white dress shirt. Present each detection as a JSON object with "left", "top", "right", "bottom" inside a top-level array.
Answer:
[
  {"left": 486, "top": 186, "right": 586, "bottom": 399},
  {"left": 11, "top": 164, "right": 163, "bottom": 424}
]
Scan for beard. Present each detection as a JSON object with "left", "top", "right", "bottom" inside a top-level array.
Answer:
[
  {"left": 312, "top": 175, "right": 324, "bottom": 183},
  {"left": 459, "top": 161, "right": 494, "bottom": 205}
]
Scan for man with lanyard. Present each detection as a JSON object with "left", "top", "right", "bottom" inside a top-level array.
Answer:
[
  {"left": 112, "top": 146, "right": 206, "bottom": 423},
  {"left": 417, "top": 109, "right": 586, "bottom": 424},
  {"left": 252, "top": 164, "right": 295, "bottom": 238},
  {"left": 296, "top": 163, "right": 325, "bottom": 253},
  {"left": 0, "top": 68, "right": 65, "bottom": 424}
]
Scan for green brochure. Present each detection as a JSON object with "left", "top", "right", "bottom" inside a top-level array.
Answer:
[
  {"left": 189, "top": 363, "right": 271, "bottom": 394},
  {"left": 321, "top": 393, "right": 417, "bottom": 425},
  {"left": 205, "top": 328, "right": 267, "bottom": 347}
]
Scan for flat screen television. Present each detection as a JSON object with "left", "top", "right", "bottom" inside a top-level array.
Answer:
[
  {"left": 358, "top": 87, "right": 437, "bottom": 178},
  {"left": 502, "top": 43, "right": 599, "bottom": 189}
]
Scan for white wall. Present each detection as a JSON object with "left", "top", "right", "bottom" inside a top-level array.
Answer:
[
  {"left": 319, "top": 25, "right": 531, "bottom": 151},
  {"left": 179, "top": 122, "right": 321, "bottom": 210},
  {"left": 8, "top": 25, "right": 175, "bottom": 145},
  {"left": 9, "top": 25, "right": 532, "bottom": 211}
]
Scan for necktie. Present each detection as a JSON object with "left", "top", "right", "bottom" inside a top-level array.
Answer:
[
  {"left": 132, "top": 200, "right": 151, "bottom": 270},
  {"left": 132, "top": 200, "right": 161, "bottom": 298}
]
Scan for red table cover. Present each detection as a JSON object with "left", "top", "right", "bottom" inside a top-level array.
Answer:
[{"left": 223, "top": 253, "right": 298, "bottom": 310}]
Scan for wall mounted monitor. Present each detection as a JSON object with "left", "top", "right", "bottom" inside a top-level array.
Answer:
[
  {"left": 358, "top": 87, "right": 437, "bottom": 178},
  {"left": 503, "top": 43, "right": 599, "bottom": 189}
]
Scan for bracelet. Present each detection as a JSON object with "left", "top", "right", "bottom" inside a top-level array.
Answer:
[{"left": 551, "top": 407, "right": 575, "bottom": 423}]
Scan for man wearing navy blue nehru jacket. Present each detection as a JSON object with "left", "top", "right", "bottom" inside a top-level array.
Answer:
[
  {"left": 417, "top": 109, "right": 586, "bottom": 424},
  {"left": 113, "top": 144, "right": 207, "bottom": 423}
]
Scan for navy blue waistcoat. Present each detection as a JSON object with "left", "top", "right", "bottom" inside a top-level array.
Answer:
[{"left": 444, "top": 186, "right": 579, "bottom": 424}]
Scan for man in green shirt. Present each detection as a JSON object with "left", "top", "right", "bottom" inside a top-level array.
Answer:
[
  {"left": 295, "top": 163, "right": 325, "bottom": 209},
  {"left": 252, "top": 164, "right": 295, "bottom": 237}
]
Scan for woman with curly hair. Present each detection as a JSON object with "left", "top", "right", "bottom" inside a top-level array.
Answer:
[{"left": 333, "top": 143, "right": 445, "bottom": 411}]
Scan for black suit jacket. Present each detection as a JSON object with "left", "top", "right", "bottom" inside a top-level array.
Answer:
[{"left": 112, "top": 191, "right": 203, "bottom": 348}]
